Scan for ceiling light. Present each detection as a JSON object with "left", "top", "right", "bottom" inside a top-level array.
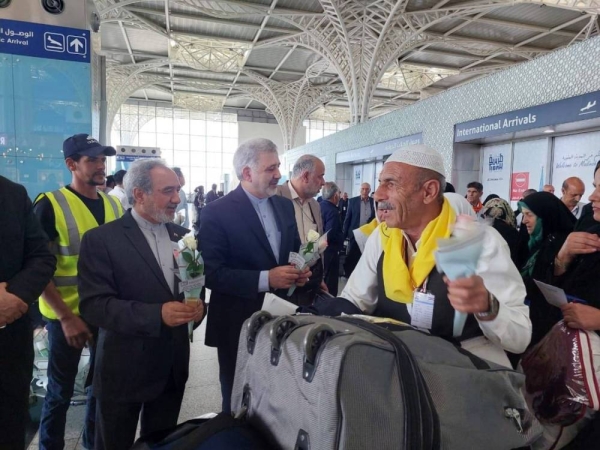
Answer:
[{"left": 543, "top": 126, "right": 556, "bottom": 133}]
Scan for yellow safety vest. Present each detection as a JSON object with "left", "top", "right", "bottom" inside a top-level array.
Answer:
[{"left": 37, "top": 188, "right": 123, "bottom": 319}]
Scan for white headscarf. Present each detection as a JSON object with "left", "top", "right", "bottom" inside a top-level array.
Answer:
[{"left": 444, "top": 193, "right": 477, "bottom": 218}]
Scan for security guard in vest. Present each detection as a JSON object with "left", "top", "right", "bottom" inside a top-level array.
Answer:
[{"left": 33, "top": 134, "right": 123, "bottom": 450}]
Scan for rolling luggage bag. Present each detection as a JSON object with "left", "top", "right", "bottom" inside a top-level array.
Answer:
[
  {"left": 231, "top": 312, "right": 542, "bottom": 450},
  {"left": 130, "top": 412, "right": 275, "bottom": 450}
]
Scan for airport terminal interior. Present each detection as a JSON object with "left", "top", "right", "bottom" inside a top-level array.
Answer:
[{"left": 2, "top": 0, "right": 600, "bottom": 449}]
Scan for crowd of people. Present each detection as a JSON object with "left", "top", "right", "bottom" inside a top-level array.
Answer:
[{"left": 1, "top": 133, "right": 600, "bottom": 450}]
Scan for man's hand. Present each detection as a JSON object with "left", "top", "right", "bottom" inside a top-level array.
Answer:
[
  {"left": 561, "top": 303, "right": 600, "bottom": 331},
  {"left": 0, "top": 282, "right": 28, "bottom": 326},
  {"left": 269, "top": 265, "right": 302, "bottom": 290},
  {"left": 59, "top": 313, "right": 93, "bottom": 349},
  {"left": 192, "top": 300, "right": 205, "bottom": 323},
  {"left": 162, "top": 301, "right": 198, "bottom": 327},
  {"left": 319, "top": 281, "right": 329, "bottom": 293},
  {"left": 295, "top": 266, "right": 312, "bottom": 288},
  {"left": 557, "top": 232, "right": 600, "bottom": 265},
  {"left": 444, "top": 275, "right": 490, "bottom": 314}
]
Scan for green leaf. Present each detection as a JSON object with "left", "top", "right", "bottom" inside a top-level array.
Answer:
[
  {"left": 182, "top": 252, "right": 194, "bottom": 264},
  {"left": 303, "top": 242, "right": 314, "bottom": 255}
]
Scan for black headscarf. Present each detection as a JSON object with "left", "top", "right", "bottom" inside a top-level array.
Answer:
[
  {"left": 520, "top": 192, "right": 576, "bottom": 242},
  {"left": 483, "top": 194, "right": 500, "bottom": 204},
  {"left": 519, "top": 192, "right": 575, "bottom": 278}
]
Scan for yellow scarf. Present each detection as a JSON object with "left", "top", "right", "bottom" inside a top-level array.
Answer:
[
  {"left": 381, "top": 198, "right": 455, "bottom": 303},
  {"left": 358, "top": 218, "right": 380, "bottom": 238}
]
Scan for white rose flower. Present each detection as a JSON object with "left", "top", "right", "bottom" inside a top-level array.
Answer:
[
  {"left": 182, "top": 234, "right": 197, "bottom": 251},
  {"left": 306, "top": 229, "right": 320, "bottom": 242}
]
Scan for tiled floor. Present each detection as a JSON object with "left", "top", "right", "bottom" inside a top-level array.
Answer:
[
  {"left": 26, "top": 279, "right": 349, "bottom": 449},
  {"left": 27, "top": 320, "right": 221, "bottom": 450}
]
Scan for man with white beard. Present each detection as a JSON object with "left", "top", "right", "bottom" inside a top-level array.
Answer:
[{"left": 78, "top": 159, "right": 204, "bottom": 449}]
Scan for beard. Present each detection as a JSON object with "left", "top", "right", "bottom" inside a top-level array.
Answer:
[
  {"left": 146, "top": 200, "right": 176, "bottom": 224},
  {"left": 87, "top": 173, "right": 106, "bottom": 186},
  {"left": 265, "top": 187, "right": 277, "bottom": 197}
]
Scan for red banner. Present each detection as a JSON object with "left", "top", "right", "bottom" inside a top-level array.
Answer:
[{"left": 511, "top": 172, "right": 530, "bottom": 200}]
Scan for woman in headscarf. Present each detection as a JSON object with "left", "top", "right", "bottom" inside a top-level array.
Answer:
[
  {"left": 483, "top": 193, "right": 500, "bottom": 205},
  {"left": 522, "top": 163, "right": 600, "bottom": 450},
  {"left": 519, "top": 191, "right": 576, "bottom": 348},
  {"left": 480, "top": 198, "right": 519, "bottom": 265}
]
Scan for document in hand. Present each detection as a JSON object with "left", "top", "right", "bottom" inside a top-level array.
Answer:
[
  {"left": 533, "top": 280, "right": 568, "bottom": 308},
  {"left": 261, "top": 293, "right": 298, "bottom": 316},
  {"left": 435, "top": 221, "right": 486, "bottom": 337}
]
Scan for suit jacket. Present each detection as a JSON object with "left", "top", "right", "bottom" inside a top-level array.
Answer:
[
  {"left": 199, "top": 184, "right": 301, "bottom": 348},
  {"left": 0, "top": 176, "right": 55, "bottom": 362},
  {"left": 342, "top": 196, "right": 375, "bottom": 240},
  {"left": 205, "top": 190, "right": 219, "bottom": 204},
  {"left": 78, "top": 211, "right": 190, "bottom": 403},
  {"left": 274, "top": 181, "right": 323, "bottom": 237},
  {"left": 320, "top": 200, "right": 344, "bottom": 253}
]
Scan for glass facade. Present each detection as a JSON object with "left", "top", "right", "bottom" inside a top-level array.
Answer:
[
  {"left": 111, "top": 102, "right": 238, "bottom": 193},
  {"left": 303, "top": 119, "right": 349, "bottom": 143},
  {"left": 0, "top": 54, "right": 92, "bottom": 199}
]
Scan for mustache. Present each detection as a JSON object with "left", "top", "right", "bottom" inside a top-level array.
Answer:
[{"left": 377, "top": 201, "right": 394, "bottom": 210}]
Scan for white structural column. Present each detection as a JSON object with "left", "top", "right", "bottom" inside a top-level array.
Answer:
[
  {"left": 105, "top": 60, "right": 171, "bottom": 141},
  {"left": 237, "top": 65, "right": 341, "bottom": 150}
]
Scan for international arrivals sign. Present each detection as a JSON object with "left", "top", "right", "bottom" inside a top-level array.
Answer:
[{"left": 454, "top": 90, "right": 600, "bottom": 142}]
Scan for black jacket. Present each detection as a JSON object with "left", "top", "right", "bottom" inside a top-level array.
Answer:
[
  {"left": 78, "top": 211, "right": 191, "bottom": 403},
  {"left": 0, "top": 176, "right": 55, "bottom": 395},
  {"left": 198, "top": 185, "right": 301, "bottom": 349},
  {"left": 342, "top": 196, "right": 375, "bottom": 240}
]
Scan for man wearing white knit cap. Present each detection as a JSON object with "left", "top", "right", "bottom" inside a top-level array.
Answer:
[{"left": 340, "top": 144, "right": 531, "bottom": 363}]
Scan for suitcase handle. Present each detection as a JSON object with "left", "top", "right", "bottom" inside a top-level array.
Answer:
[
  {"left": 302, "top": 323, "right": 336, "bottom": 382},
  {"left": 269, "top": 316, "right": 300, "bottom": 366},
  {"left": 246, "top": 311, "right": 273, "bottom": 355}
]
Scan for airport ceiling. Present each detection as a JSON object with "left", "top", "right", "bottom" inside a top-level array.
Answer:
[{"left": 93, "top": 0, "right": 600, "bottom": 148}]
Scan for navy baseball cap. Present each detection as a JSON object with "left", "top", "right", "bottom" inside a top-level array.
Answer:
[{"left": 63, "top": 134, "right": 116, "bottom": 159}]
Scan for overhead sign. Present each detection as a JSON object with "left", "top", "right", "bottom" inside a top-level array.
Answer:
[
  {"left": 336, "top": 133, "right": 423, "bottom": 164},
  {"left": 454, "top": 90, "right": 600, "bottom": 142},
  {"left": 0, "top": 19, "right": 90, "bottom": 63},
  {"left": 482, "top": 144, "right": 512, "bottom": 201}
]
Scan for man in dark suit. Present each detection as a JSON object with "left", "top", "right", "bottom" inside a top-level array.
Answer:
[
  {"left": 342, "top": 182, "right": 375, "bottom": 276},
  {"left": 199, "top": 138, "right": 310, "bottom": 413},
  {"left": 78, "top": 160, "right": 204, "bottom": 450},
  {"left": 205, "top": 183, "right": 218, "bottom": 204},
  {"left": 0, "top": 176, "right": 56, "bottom": 450},
  {"left": 320, "top": 182, "right": 344, "bottom": 296}
]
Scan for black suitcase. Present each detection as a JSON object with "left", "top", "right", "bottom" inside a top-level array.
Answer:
[{"left": 131, "top": 412, "right": 275, "bottom": 450}]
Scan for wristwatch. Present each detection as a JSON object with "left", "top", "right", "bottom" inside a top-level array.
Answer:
[{"left": 476, "top": 291, "right": 499, "bottom": 319}]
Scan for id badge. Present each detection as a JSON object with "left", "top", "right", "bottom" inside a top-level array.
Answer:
[{"left": 410, "top": 290, "right": 435, "bottom": 330}]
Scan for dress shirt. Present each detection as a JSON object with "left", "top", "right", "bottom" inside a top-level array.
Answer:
[
  {"left": 571, "top": 202, "right": 586, "bottom": 220},
  {"left": 288, "top": 181, "right": 317, "bottom": 244},
  {"left": 243, "top": 187, "right": 281, "bottom": 293},
  {"left": 131, "top": 209, "right": 175, "bottom": 295},
  {"left": 341, "top": 223, "right": 532, "bottom": 355},
  {"left": 359, "top": 197, "right": 371, "bottom": 226},
  {"left": 109, "top": 185, "right": 130, "bottom": 210}
]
